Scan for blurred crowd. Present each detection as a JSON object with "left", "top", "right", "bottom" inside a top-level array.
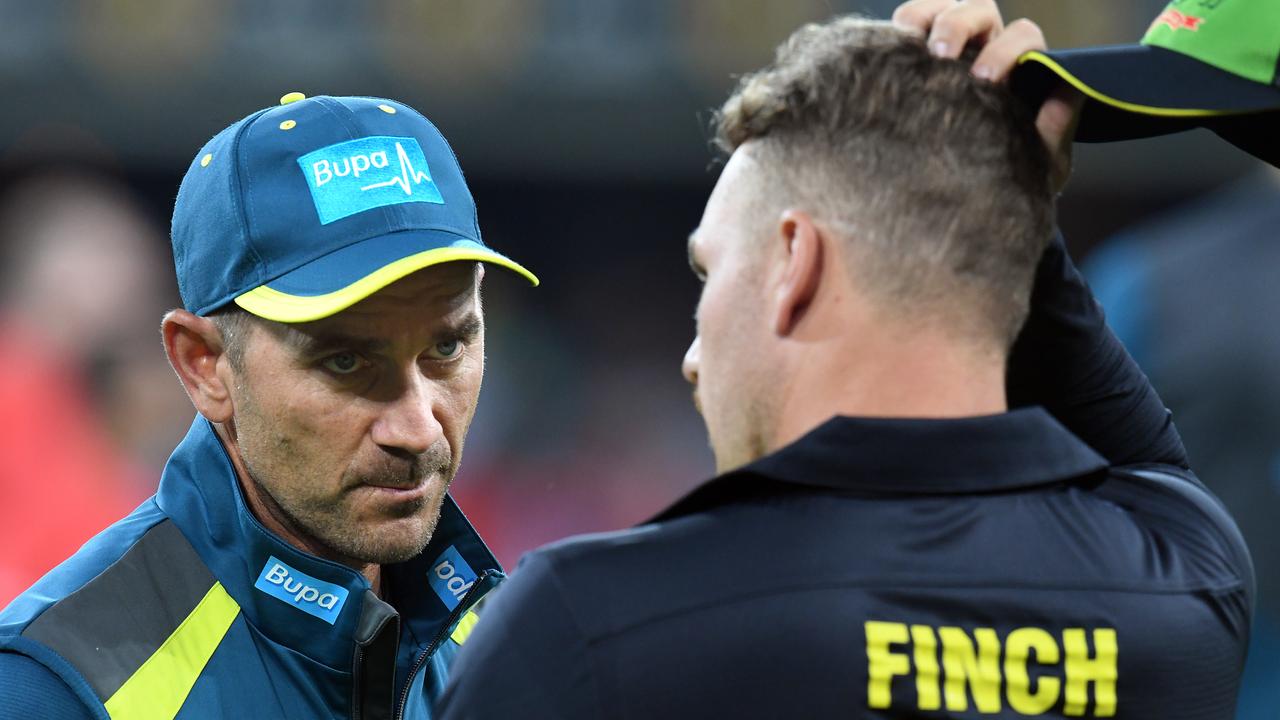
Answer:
[{"left": 0, "top": 170, "right": 189, "bottom": 602}]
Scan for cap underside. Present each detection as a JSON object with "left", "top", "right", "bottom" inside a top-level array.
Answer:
[
  {"left": 234, "top": 233, "right": 538, "bottom": 323},
  {"left": 1015, "top": 45, "right": 1280, "bottom": 142}
]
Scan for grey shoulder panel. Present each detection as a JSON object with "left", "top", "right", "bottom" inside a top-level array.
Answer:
[{"left": 22, "top": 519, "right": 216, "bottom": 702}]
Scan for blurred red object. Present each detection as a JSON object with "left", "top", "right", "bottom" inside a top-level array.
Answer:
[{"left": 0, "top": 319, "right": 145, "bottom": 607}]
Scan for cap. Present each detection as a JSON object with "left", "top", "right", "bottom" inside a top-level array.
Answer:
[
  {"left": 171, "top": 92, "right": 538, "bottom": 324},
  {"left": 1010, "top": 0, "right": 1280, "bottom": 165}
]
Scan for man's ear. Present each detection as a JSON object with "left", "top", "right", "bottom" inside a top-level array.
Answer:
[
  {"left": 772, "top": 209, "right": 824, "bottom": 337},
  {"left": 162, "top": 310, "right": 236, "bottom": 423}
]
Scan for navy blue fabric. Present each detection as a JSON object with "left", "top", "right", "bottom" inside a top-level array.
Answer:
[
  {"left": 0, "top": 419, "right": 503, "bottom": 718},
  {"left": 0, "top": 653, "right": 93, "bottom": 720},
  {"left": 1012, "top": 45, "right": 1280, "bottom": 144},
  {"left": 438, "top": 234, "right": 1253, "bottom": 719},
  {"left": 1048, "top": 45, "right": 1280, "bottom": 113},
  {"left": 1007, "top": 232, "right": 1189, "bottom": 469},
  {"left": 1209, "top": 113, "right": 1280, "bottom": 168}
]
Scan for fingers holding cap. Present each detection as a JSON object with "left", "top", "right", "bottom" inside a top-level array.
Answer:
[
  {"left": 972, "top": 18, "right": 1047, "bottom": 82},
  {"left": 891, "top": 0, "right": 961, "bottom": 35},
  {"left": 924, "top": 0, "right": 1005, "bottom": 59}
]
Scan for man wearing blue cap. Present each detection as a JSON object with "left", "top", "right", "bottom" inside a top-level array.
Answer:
[{"left": 0, "top": 93, "right": 536, "bottom": 719}]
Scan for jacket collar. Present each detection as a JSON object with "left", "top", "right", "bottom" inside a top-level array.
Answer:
[
  {"left": 653, "top": 407, "right": 1107, "bottom": 521},
  {"left": 156, "top": 417, "right": 501, "bottom": 670}
]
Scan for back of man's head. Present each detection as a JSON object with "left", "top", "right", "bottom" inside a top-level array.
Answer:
[{"left": 715, "top": 16, "right": 1053, "bottom": 352}]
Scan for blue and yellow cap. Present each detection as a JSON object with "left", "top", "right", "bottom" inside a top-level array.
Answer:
[{"left": 171, "top": 92, "right": 537, "bottom": 323}]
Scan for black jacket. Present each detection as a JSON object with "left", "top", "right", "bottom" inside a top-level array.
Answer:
[{"left": 437, "top": 236, "right": 1254, "bottom": 719}]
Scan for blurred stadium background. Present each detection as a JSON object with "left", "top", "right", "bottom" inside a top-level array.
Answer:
[{"left": 0, "top": 1, "right": 1275, "bottom": 715}]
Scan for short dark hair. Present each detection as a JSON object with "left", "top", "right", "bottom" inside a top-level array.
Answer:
[
  {"left": 714, "top": 16, "right": 1053, "bottom": 350},
  {"left": 207, "top": 306, "right": 254, "bottom": 371}
]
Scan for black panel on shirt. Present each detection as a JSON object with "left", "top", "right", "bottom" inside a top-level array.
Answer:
[{"left": 22, "top": 520, "right": 216, "bottom": 702}]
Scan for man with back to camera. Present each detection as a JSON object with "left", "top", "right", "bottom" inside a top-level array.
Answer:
[
  {"left": 0, "top": 92, "right": 537, "bottom": 718},
  {"left": 437, "top": 1, "right": 1255, "bottom": 717}
]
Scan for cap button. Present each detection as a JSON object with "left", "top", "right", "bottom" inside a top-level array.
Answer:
[{"left": 279, "top": 91, "right": 306, "bottom": 105}]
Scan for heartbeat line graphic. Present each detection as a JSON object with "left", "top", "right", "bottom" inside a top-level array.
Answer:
[{"left": 360, "top": 142, "right": 432, "bottom": 195}]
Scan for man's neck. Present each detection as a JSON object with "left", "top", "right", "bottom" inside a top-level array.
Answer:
[
  {"left": 770, "top": 328, "right": 1007, "bottom": 454},
  {"left": 212, "top": 422, "right": 383, "bottom": 595}
]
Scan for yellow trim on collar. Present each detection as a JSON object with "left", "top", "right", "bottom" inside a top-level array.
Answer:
[
  {"left": 1018, "top": 50, "right": 1235, "bottom": 118},
  {"left": 234, "top": 246, "right": 539, "bottom": 323},
  {"left": 450, "top": 609, "right": 481, "bottom": 646}
]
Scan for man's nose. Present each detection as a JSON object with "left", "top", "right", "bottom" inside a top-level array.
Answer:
[
  {"left": 370, "top": 373, "right": 443, "bottom": 456},
  {"left": 682, "top": 336, "right": 701, "bottom": 386}
]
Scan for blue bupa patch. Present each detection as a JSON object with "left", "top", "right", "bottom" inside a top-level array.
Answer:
[
  {"left": 297, "top": 135, "right": 444, "bottom": 225},
  {"left": 254, "top": 555, "right": 350, "bottom": 625},
  {"left": 428, "top": 545, "right": 478, "bottom": 611}
]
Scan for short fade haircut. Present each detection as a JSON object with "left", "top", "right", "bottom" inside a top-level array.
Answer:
[{"left": 715, "top": 16, "right": 1053, "bottom": 350}]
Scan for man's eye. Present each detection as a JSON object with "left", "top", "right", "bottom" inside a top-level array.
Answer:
[
  {"left": 321, "top": 352, "right": 364, "bottom": 375},
  {"left": 429, "top": 340, "right": 462, "bottom": 360}
]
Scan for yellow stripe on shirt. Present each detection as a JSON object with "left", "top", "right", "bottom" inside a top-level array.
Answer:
[{"left": 104, "top": 582, "right": 241, "bottom": 720}]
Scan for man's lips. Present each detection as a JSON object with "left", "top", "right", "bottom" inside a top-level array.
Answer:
[
  {"left": 359, "top": 468, "right": 446, "bottom": 497},
  {"left": 362, "top": 476, "right": 428, "bottom": 493},
  {"left": 358, "top": 482, "right": 431, "bottom": 510}
]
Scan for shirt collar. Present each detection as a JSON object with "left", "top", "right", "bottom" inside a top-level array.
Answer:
[
  {"left": 156, "top": 417, "right": 501, "bottom": 670},
  {"left": 653, "top": 407, "right": 1107, "bottom": 521}
]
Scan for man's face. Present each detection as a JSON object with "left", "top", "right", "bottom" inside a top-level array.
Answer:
[
  {"left": 684, "top": 148, "right": 778, "bottom": 474},
  {"left": 227, "top": 263, "right": 484, "bottom": 566}
]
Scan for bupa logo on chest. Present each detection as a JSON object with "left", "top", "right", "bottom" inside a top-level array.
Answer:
[
  {"left": 428, "top": 545, "right": 478, "bottom": 610},
  {"left": 297, "top": 135, "right": 444, "bottom": 225},
  {"left": 254, "top": 555, "right": 350, "bottom": 624}
]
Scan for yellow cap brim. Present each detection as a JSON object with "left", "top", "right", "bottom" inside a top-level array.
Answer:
[{"left": 234, "top": 246, "right": 538, "bottom": 323}]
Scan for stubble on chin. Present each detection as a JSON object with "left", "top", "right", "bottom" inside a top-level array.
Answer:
[
  {"left": 245, "top": 446, "right": 456, "bottom": 567},
  {"left": 312, "top": 459, "right": 455, "bottom": 565}
]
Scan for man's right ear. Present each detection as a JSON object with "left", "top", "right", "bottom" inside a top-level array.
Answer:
[{"left": 162, "top": 310, "right": 235, "bottom": 423}]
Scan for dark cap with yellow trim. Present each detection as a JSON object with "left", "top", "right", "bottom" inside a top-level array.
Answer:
[
  {"left": 171, "top": 92, "right": 537, "bottom": 324},
  {"left": 1011, "top": 0, "right": 1280, "bottom": 165}
]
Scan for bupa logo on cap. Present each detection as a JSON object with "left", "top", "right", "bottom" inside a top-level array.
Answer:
[
  {"left": 254, "top": 555, "right": 349, "bottom": 624},
  {"left": 429, "top": 545, "right": 477, "bottom": 610},
  {"left": 298, "top": 135, "right": 444, "bottom": 225}
]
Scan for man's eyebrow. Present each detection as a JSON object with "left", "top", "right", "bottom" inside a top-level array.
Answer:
[
  {"left": 283, "top": 327, "right": 391, "bottom": 355},
  {"left": 448, "top": 313, "right": 484, "bottom": 341},
  {"left": 278, "top": 311, "right": 483, "bottom": 354},
  {"left": 687, "top": 232, "right": 706, "bottom": 279}
]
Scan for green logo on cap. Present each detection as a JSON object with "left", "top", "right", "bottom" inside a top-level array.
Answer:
[{"left": 1142, "top": 0, "right": 1280, "bottom": 85}]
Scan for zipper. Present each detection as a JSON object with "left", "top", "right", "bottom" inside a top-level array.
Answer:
[
  {"left": 393, "top": 569, "right": 498, "bottom": 719},
  {"left": 353, "top": 646, "right": 365, "bottom": 720}
]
